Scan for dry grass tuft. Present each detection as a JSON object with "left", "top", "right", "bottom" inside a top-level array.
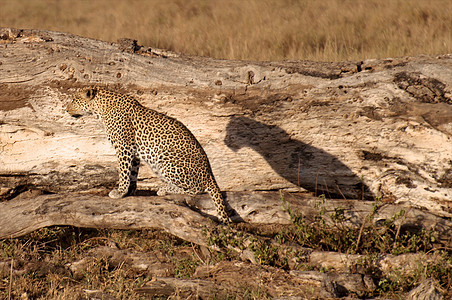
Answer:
[{"left": 1, "top": 0, "right": 451, "bottom": 61}]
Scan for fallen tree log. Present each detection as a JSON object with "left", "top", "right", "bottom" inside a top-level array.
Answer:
[
  {"left": 0, "top": 191, "right": 450, "bottom": 246},
  {"left": 0, "top": 193, "right": 216, "bottom": 246},
  {"left": 0, "top": 27, "right": 451, "bottom": 218},
  {"left": 136, "top": 267, "right": 348, "bottom": 299}
]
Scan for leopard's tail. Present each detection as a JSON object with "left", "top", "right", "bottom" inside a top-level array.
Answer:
[{"left": 206, "top": 177, "right": 230, "bottom": 224}]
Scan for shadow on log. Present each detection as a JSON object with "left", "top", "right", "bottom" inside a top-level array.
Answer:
[{"left": 225, "top": 115, "right": 373, "bottom": 199}]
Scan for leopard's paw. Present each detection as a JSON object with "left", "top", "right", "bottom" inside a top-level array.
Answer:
[
  {"left": 156, "top": 188, "right": 168, "bottom": 196},
  {"left": 109, "top": 189, "right": 127, "bottom": 199}
]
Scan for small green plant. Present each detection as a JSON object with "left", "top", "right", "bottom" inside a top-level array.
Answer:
[
  {"left": 239, "top": 286, "right": 272, "bottom": 300},
  {"left": 376, "top": 250, "right": 451, "bottom": 296},
  {"left": 248, "top": 239, "right": 288, "bottom": 268},
  {"left": 174, "top": 256, "right": 200, "bottom": 278},
  {"left": 0, "top": 239, "right": 19, "bottom": 258},
  {"left": 279, "top": 194, "right": 439, "bottom": 255},
  {"left": 204, "top": 225, "right": 246, "bottom": 259},
  {"left": 278, "top": 195, "right": 358, "bottom": 253}
]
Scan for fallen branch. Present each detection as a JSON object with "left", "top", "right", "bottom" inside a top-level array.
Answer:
[{"left": 0, "top": 191, "right": 450, "bottom": 249}]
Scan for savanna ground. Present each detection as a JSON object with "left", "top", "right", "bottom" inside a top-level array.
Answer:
[{"left": 1, "top": 0, "right": 451, "bottom": 299}]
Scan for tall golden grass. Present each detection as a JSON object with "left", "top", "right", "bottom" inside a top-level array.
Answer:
[{"left": 1, "top": 0, "right": 451, "bottom": 61}]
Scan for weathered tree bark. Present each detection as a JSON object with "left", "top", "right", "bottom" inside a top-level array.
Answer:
[{"left": 0, "top": 27, "right": 451, "bottom": 219}]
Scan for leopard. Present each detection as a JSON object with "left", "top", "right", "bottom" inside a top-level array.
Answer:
[{"left": 66, "top": 86, "right": 230, "bottom": 224}]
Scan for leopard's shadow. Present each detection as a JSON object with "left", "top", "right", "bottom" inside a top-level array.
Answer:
[
  {"left": 133, "top": 190, "right": 157, "bottom": 197},
  {"left": 224, "top": 115, "right": 373, "bottom": 200}
]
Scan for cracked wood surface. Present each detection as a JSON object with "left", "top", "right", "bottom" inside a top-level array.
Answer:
[{"left": 0, "top": 27, "right": 451, "bottom": 218}]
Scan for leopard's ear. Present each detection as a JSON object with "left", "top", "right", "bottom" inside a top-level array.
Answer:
[{"left": 86, "top": 87, "right": 98, "bottom": 99}]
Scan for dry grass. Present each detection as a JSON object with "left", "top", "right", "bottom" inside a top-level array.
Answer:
[
  {"left": 0, "top": 227, "right": 184, "bottom": 299},
  {"left": 1, "top": 0, "right": 451, "bottom": 61}
]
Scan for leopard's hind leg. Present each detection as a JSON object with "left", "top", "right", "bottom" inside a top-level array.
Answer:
[{"left": 127, "top": 156, "right": 140, "bottom": 195}]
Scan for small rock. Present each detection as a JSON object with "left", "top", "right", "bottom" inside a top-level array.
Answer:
[
  {"left": 83, "top": 289, "right": 118, "bottom": 300},
  {"left": 406, "top": 279, "right": 443, "bottom": 300}
]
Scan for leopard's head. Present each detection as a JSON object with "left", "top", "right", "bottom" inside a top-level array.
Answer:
[
  {"left": 67, "top": 86, "right": 137, "bottom": 119},
  {"left": 66, "top": 86, "right": 100, "bottom": 118}
]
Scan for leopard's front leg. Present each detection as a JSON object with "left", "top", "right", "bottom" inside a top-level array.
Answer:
[{"left": 109, "top": 145, "right": 138, "bottom": 198}]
